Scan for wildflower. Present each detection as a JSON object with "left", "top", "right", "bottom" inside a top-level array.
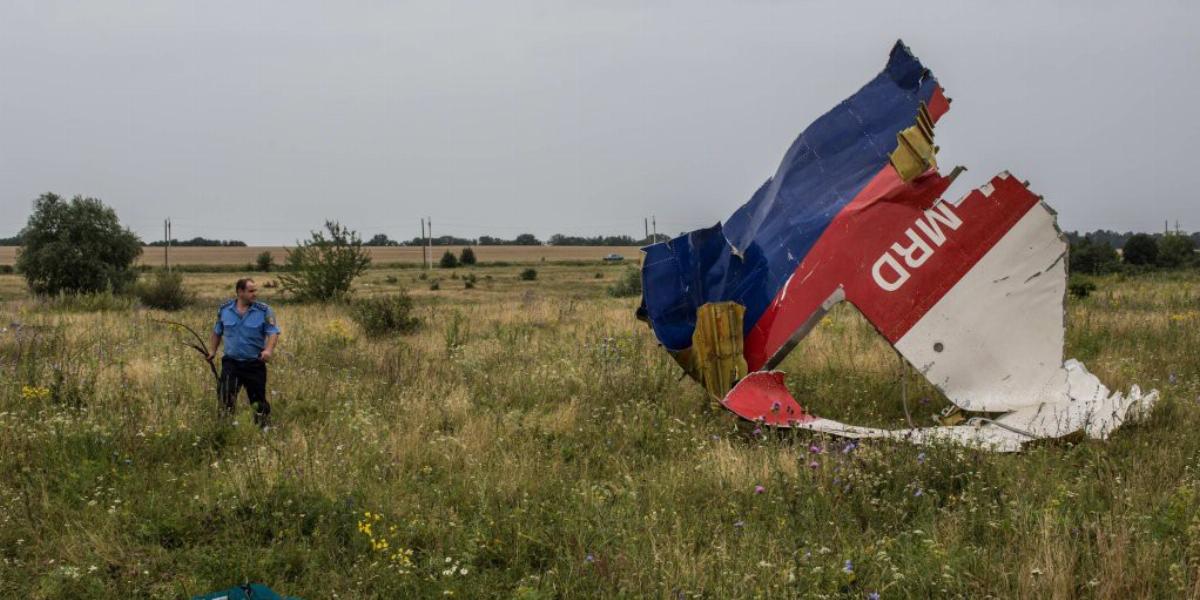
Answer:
[
  {"left": 733, "top": 520, "right": 745, "bottom": 528},
  {"left": 917, "top": 452, "right": 926, "bottom": 464},
  {"left": 20, "top": 385, "right": 50, "bottom": 401},
  {"left": 843, "top": 560, "right": 854, "bottom": 573},
  {"left": 808, "top": 444, "right": 823, "bottom": 454},
  {"left": 585, "top": 553, "right": 594, "bottom": 564},
  {"left": 914, "top": 488, "right": 923, "bottom": 497},
  {"left": 809, "top": 461, "right": 820, "bottom": 469},
  {"left": 841, "top": 441, "right": 857, "bottom": 454},
  {"left": 1169, "top": 372, "right": 1177, "bottom": 385},
  {"left": 752, "top": 427, "right": 762, "bottom": 437},
  {"left": 867, "top": 593, "right": 881, "bottom": 600},
  {"left": 754, "top": 485, "right": 765, "bottom": 494}
]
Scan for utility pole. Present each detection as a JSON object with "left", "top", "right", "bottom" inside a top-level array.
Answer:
[
  {"left": 644, "top": 218, "right": 649, "bottom": 242},
  {"left": 652, "top": 215, "right": 657, "bottom": 241},
  {"left": 420, "top": 218, "right": 426, "bottom": 268},
  {"left": 427, "top": 216, "right": 433, "bottom": 269},
  {"left": 164, "top": 218, "right": 172, "bottom": 272}
]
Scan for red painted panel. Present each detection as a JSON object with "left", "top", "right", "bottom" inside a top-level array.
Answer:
[
  {"left": 744, "top": 171, "right": 1041, "bottom": 371},
  {"left": 722, "top": 371, "right": 816, "bottom": 426}
]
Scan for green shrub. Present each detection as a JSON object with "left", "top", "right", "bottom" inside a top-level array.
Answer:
[
  {"left": 280, "top": 221, "right": 371, "bottom": 302},
  {"left": 1068, "top": 276, "right": 1097, "bottom": 299},
  {"left": 256, "top": 251, "right": 275, "bottom": 272},
  {"left": 349, "top": 292, "right": 420, "bottom": 337},
  {"left": 429, "top": 280, "right": 440, "bottom": 291},
  {"left": 459, "top": 247, "right": 477, "bottom": 265},
  {"left": 519, "top": 268, "right": 538, "bottom": 281},
  {"left": 385, "top": 275, "right": 399, "bottom": 284},
  {"left": 440, "top": 251, "right": 459, "bottom": 269},
  {"left": 607, "top": 267, "right": 642, "bottom": 298},
  {"left": 134, "top": 270, "right": 194, "bottom": 311},
  {"left": 0, "top": 265, "right": 13, "bottom": 274}
]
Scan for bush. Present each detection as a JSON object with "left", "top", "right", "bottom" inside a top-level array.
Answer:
[
  {"left": 280, "top": 221, "right": 371, "bottom": 302},
  {"left": 459, "top": 247, "right": 477, "bottom": 265},
  {"left": 429, "top": 280, "right": 440, "bottom": 291},
  {"left": 440, "top": 251, "right": 459, "bottom": 269},
  {"left": 1068, "top": 277, "right": 1097, "bottom": 299},
  {"left": 16, "top": 193, "right": 142, "bottom": 295},
  {"left": 1069, "top": 237, "right": 1119, "bottom": 275},
  {"left": 349, "top": 292, "right": 420, "bottom": 337},
  {"left": 519, "top": 268, "right": 538, "bottom": 281},
  {"left": 607, "top": 267, "right": 642, "bottom": 297},
  {"left": 0, "top": 265, "right": 12, "bottom": 274},
  {"left": 1122, "top": 234, "right": 1158, "bottom": 266},
  {"left": 256, "top": 251, "right": 275, "bottom": 272},
  {"left": 1157, "top": 234, "right": 1196, "bottom": 268},
  {"left": 133, "top": 270, "right": 194, "bottom": 310}
]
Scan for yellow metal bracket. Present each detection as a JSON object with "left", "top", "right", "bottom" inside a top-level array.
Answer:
[
  {"left": 889, "top": 101, "right": 938, "bottom": 182},
  {"left": 682, "top": 301, "right": 749, "bottom": 399}
]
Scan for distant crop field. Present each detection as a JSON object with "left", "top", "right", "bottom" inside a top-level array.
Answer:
[{"left": 0, "top": 245, "right": 643, "bottom": 267}]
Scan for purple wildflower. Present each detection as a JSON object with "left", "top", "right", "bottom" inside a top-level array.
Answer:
[
  {"left": 585, "top": 553, "right": 594, "bottom": 563},
  {"left": 914, "top": 487, "right": 923, "bottom": 497},
  {"left": 754, "top": 485, "right": 765, "bottom": 494},
  {"left": 917, "top": 452, "right": 926, "bottom": 464},
  {"left": 867, "top": 593, "right": 881, "bottom": 600},
  {"left": 842, "top": 559, "right": 853, "bottom": 573}
]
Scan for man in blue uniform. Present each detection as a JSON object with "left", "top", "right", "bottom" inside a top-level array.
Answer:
[{"left": 206, "top": 277, "right": 280, "bottom": 428}]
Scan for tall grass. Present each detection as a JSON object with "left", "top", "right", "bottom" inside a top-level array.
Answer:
[{"left": 0, "top": 270, "right": 1197, "bottom": 598}]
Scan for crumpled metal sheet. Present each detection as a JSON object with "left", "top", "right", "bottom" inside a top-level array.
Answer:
[{"left": 639, "top": 40, "right": 1157, "bottom": 451}]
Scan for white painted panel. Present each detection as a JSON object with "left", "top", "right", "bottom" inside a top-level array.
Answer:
[{"left": 893, "top": 203, "right": 1068, "bottom": 412}]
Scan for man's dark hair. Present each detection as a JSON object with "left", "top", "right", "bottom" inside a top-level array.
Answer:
[{"left": 236, "top": 277, "right": 255, "bottom": 292}]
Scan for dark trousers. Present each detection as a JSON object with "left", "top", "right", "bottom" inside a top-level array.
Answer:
[{"left": 220, "top": 357, "right": 270, "bottom": 426}]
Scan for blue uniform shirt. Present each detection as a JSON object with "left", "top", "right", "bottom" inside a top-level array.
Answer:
[{"left": 213, "top": 299, "right": 281, "bottom": 361}]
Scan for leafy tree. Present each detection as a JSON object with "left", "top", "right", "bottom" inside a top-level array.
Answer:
[
  {"left": 439, "top": 250, "right": 459, "bottom": 269},
  {"left": 255, "top": 251, "right": 275, "bottom": 272},
  {"left": 364, "top": 234, "right": 398, "bottom": 247},
  {"left": 459, "top": 247, "right": 477, "bottom": 265},
  {"left": 1122, "top": 233, "right": 1158, "bottom": 266},
  {"left": 16, "top": 193, "right": 142, "bottom": 295},
  {"left": 514, "top": 233, "right": 541, "bottom": 246},
  {"left": 280, "top": 221, "right": 371, "bottom": 301},
  {"left": 1069, "top": 237, "right": 1119, "bottom": 275},
  {"left": 1156, "top": 234, "right": 1196, "bottom": 268}
]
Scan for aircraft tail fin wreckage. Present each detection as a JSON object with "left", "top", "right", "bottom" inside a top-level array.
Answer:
[{"left": 638, "top": 41, "right": 1157, "bottom": 452}]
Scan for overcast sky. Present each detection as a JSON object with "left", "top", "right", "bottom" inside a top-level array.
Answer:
[{"left": 2, "top": 1, "right": 1197, "bottom": 245}]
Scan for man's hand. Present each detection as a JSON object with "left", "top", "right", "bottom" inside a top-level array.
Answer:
[{"left": 259, "top": 349, "right": 273, "bottom": 363}]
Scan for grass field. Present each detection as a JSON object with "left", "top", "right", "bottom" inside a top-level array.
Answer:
[
  {"left": 0, "top": 246, "right": 644, "bottom": 267},
  {"left": 0, "top": 265, "right": 1198, "bottom": 598}
]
